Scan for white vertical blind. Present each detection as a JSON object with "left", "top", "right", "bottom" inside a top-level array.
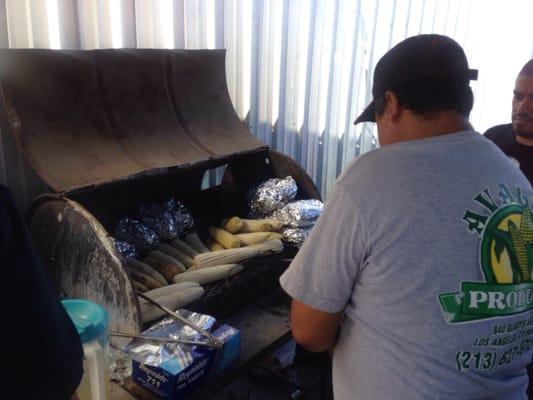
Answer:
[{"left": 1, "top": 0, "right": 532, "bottom": 211}]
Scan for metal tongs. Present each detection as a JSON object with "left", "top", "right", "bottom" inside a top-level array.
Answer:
[
  {"left": 120, "top": 291, "right": 223, "bottom": 349},
  {"left": 108, "top": 331, "right": 218, "bottom": 348}
]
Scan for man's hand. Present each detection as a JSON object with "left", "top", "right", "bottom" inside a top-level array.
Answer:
[{"left": 290, "top": 299, "right": 342, "bottom": 353}]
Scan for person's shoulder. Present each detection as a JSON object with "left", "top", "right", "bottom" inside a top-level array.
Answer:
[
  {"left": 335, "top": 145, "right": 405, "bottom": 192},
  {"left": 336, "top": 147, "right": 382, "bottom": 184},
  {"left": 483, "top": 123, "right": 512, "bottom": 141}
]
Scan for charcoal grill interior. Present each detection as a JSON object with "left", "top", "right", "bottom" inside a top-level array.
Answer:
[
  {"left": 69, "top": 149, "right": 317, "bottom": 236},
  {"left": 0, "top": 48, "right": 319, "bottom": 340},
  {"left": 66, "top": 148, "right": 312, "bottom": 322}
]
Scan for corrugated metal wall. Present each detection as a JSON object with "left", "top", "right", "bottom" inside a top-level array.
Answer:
[{"left": 1, "top": 0, "right": 532, "bottom": 211}]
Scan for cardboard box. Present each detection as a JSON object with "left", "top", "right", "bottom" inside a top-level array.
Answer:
[{"left": 132, "top": 324, "right": 240, "bottom": 399}]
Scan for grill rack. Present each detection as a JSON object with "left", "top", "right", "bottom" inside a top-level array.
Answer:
[{"left": 170, "top": 247, "right": 295, "bottom": 322}]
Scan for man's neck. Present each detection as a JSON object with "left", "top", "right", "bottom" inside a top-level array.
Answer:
[
  {"left": 515, "top": 134, "right": 533, "bottom": 147},
  {"left": 401, "top": 112, "right": 472, "bottom": 142}
]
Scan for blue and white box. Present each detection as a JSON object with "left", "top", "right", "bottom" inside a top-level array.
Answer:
[{"left": 130, "top": 320, "right": 240, "bottom": 399}]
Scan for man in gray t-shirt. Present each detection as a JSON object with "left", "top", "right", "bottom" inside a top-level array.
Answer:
[{"left": 280, "top": 35, "right": 533, "bottom": 399}]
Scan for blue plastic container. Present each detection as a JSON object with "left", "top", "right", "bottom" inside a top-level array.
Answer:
[{"left": 63, "top": 299, "right": 109, "bottom": 400}]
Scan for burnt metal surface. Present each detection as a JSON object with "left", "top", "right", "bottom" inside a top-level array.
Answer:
[
  {"left": 0, "top": 49, "right": 265, "bottom": 194},
  {"left": 26, "top": 195, "right": 142, "bottom": 339}
]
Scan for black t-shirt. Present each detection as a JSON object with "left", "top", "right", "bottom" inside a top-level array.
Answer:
[
  {"left": 1, "top": 185, "right": 83, "bottom": 399},
  {"left": 484, "top": 123, "right": 533, "bottom": 186}
]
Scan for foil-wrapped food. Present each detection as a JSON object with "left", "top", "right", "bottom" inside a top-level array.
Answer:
[
  {"left": 282, "top": 227, "right": 313, "bottom": 248},
  {"left": 140, "top": 203, "right": 178, "bottom": 240},
  {"left": 164, "top": 199, "right": 195, "bottom": 236},
  {"left": 274, "top": 199, "right": 323, "bottom": 228},
  {"left": 113, "top": 240, "right": 138, "bottom": 259},
  {"left": 114, "top": 217, "right": 160, "bottom": 252},
  {"left": 125, "top": 310, "right": 216, "bottom": 368},
  {"left": 248, "top": 176, "right": 298, "bottom": 216}
]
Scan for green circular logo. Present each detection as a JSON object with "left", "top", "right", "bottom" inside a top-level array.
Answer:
[{"left": 480, "top": 204, "right": 533, "bottom": 284}]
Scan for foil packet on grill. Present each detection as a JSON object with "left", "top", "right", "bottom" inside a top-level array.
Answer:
[
  {"left": 274, "top": 199, "right": 323, "bottom": 228},
  {"left": 164, "top": 199, "right": 195, "bottom": 236},
  {"left": 140, "top": 203, "right": 179, "bottom": 240},
  {"left": 125, "top": 310, "right": 216, "bottom": 368},
  {"left": 248, "top": 176, "right": 298, "bottom": 216},
  {"left": 282, "top": 227, "right": 314, "bottom": 248},
  {"left": 114, "top": 239, "right": 138, "bottom": 259},
  {"left": 114, "top": 217, "right": 160, "bottom": 253}
]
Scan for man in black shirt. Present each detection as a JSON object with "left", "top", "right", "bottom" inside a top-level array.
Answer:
[
  {"left": 484, "top": 59, "right": 533, "bottom": 185},
  {"left": 485, "top": 60, "right": 533, "bottom": 399},
  {"left": 1, "top": 184, "right": 83, "bottom": 399}
]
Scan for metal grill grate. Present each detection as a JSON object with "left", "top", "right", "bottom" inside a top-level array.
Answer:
[{"left": 187, "top": 248, "right": 296, "bottom": 319}]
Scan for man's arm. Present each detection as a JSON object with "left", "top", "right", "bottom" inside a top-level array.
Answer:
[{"left": 290, "top": 299, "right": 342, "bottom": 352}]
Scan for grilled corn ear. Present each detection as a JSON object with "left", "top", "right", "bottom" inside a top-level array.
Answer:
[
  {"left": 172, "top": 264, "right": 243, "bottom": 285},
  {"left": 221, "top": 217, "right": 243, "bottom": 234}
]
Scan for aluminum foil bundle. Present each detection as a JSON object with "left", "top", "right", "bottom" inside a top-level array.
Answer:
[
  {"left": 283, "top": 227, "right": 314, "bottom": 248},
  {"left": 164, "top": 199, "right": 195, "bottom": 236},
  {"left": 114, "top": 239, "right": 138, "bottom": 259},
  {"left": 109, "top": 347, "right": 132, "bottom": 384},
  {"left": 125, "top": 310, "right": 216, "bottom": 368},
  {"left": 114, "top": 217, "right": 160, "bottom": 252},
  {"left": 248, "top": 176, "right": 298, "bottom": 216},
  {"left": 140, "top": 203, "right": 178, "bottom": 240},
  {"left": 274, "top": 199, "right": 323, "bottom": 228}
]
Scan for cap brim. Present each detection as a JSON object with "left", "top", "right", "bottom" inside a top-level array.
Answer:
[{"left": 354, "top": 101, "right": 376, "bottom": 124}]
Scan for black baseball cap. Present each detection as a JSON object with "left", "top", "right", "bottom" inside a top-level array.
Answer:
[{"left": 354, "top": 34, "right": 478, "bottom": 124}]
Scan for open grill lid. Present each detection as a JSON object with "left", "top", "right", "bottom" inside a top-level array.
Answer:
[{"left": 0, "top": 49, "right": 265, "bottom": 194}]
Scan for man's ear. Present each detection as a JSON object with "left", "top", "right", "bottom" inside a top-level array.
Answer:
[{"left": 384, "top": 90, "right": 402, "bottom": 122}]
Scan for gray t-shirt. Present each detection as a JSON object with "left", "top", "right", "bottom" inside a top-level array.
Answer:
[{"left": 280, "top": 130, "right": 533, "bottom": 400}]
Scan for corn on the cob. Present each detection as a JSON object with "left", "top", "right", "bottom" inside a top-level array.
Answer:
[
  {"left": 250, "top": 239, "right": 284, "bottom": 255},
  {"left": 144, "top": 250, "right": 186, "bottom": 282},
  {"left": 144, "top": 282, "right": 200, "bottom": 297},
  {"left": 221, "top": 217, "right": 243, "bottom": 233},
  {"left": 170, "top": 238, "right": 199, "bottom": 258},
  {"left": 209, "top": 226, "right": 240, "bottom": 249},
  {"left": 185, "top": 233, "right": 210, "bottom": 253},
  {"left": 132, "top": 280, "right": 148, "bottom": 293},
  {"left": 127, "top": 259, "right": 167, "bottom": 286},
  {"left": 267, "top": 232, "right": 284, "bottom": 241},
  {"left": 520, "top": 207, "right": 533, "bottom": 243},
  {"left": 235, "top": 232, "right": 271, "bottom": 245},
  {"left": 192, "top": 247, "right": 259, "bottom": 269},
  {"left": 125, "top": 266, "right": 163, "bottom": 290},
  {"left": 240, "top": 219, "right": 273, "bottom": 232},
  {"left": 140, "top": 286, "right": 205, "bottom": 323},
  {"left": 149, "top": 250, "right": 186, "bottom": 271},
  {"left": 509, "top": 220, "right": 529, "bottom": 281},
  {"left": 205, "top": 238, "right": 226, "bottom": 252},
  {"left": 172, "top": 264, "right": 244, "bottom": 285},
  {"left": 264, "top": 219, "right": 283, "bottom": 231},
  {"left": 157, "top": 243, "right": 194, "bottom": 268}
]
